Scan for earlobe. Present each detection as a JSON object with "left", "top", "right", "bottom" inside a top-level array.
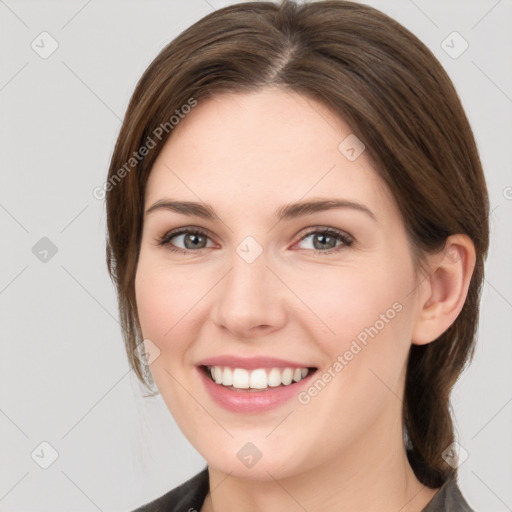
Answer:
[{"left": 412, "top": 234, "right": 476, "bottom": 346}]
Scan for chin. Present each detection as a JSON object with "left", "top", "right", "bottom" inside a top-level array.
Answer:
[{"left": 199, "top": 438, "right": 311, "bottom": 482}]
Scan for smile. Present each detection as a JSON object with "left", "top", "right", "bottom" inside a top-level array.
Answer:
[
  {"left": 204, "top": 365, "right": 312, "bottom": 390},
  {"left": 197, "top": 363, "right": 318, "bottom": 413}
]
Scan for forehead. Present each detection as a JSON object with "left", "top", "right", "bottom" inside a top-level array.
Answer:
[{"left": 145, "top": 88, "right": 400, "bottom": 226}]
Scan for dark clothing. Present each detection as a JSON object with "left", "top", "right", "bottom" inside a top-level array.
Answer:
[
  {"left": 131, "top": 465, "right": 475, "bottom": 511},
  {"left": 132, "top": 466, "right": 209, "bottom": 512}
]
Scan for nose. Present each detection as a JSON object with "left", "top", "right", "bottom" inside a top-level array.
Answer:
[{"left": 211, "top": 248, "right": 287, "bottom": 339}]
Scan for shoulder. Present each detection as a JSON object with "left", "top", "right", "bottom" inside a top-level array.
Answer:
[
  {"left": 421, "top": 477, "right": 475, "bottom": 512},
  {"left": 131, "top": 465, "right": 209, "bottom": 512}
]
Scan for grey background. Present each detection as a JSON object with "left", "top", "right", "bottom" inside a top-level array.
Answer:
[{"left": 1, "top": 0, "right": 511, "bottom": 511}]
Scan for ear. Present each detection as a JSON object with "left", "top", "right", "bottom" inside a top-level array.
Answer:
[{"left": 412, "top": 234, "right": 476, "bottom": 345}]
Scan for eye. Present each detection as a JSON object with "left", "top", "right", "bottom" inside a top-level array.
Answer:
[
  {"left": 156, "top": 227, "right": 215, "bottom": 254},
  {"left": 294, "top": 227, "right": 353, "bottom": 254}
]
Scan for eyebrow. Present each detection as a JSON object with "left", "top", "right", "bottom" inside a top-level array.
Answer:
[{"left": 144, "top": 198, "right": 376, "bottom": 222}]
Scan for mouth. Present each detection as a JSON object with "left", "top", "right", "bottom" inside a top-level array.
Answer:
[{"left": 199, "top": 364, "right": 318, "bottom": 392}]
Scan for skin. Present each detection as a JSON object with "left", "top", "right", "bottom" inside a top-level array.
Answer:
[{"left": 135, "top": 88, "right": 475, "bottom": 512}]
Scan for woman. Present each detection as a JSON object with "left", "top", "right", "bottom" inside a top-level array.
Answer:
[{"left": 105, "top": 1, "right": 489, "bottom": 510}]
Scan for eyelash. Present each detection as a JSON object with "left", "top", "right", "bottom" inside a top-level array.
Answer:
[{"left": 155, "top": 226, "right": 354, "bottom": 255}]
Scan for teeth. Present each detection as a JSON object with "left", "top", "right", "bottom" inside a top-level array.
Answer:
[
  {"left": 222, "top": 367, "right": 233, "bottom": 386},
  {"left": 207, "top": 366, "right": 311, "bottom": 390},
  {"left": 268, "top": 368, "right": 282, "bottom": 387},
  {"left": 281, "top": 368, "right": 293, "bottom": 385},
  {"left": 249, "top": 368, "right": 267, "bottom": 389},
  {"left": 233, "top": 368, "right": 249, "bottom": 389}
]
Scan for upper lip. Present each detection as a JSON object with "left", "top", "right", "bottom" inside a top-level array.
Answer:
[{"left": 197, "top": 355, "right": 316, "bottom": 370}]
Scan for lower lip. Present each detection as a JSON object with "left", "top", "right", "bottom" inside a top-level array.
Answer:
[{"left": 197, "top": 366, "right": 316, "bottom": 413}]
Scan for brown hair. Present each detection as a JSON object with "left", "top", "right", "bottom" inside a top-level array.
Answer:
[{"left": 105, "top": 0, "right": 489, "bottom": 489}]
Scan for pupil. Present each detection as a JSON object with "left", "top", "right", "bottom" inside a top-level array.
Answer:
[
  {"left": 185, "top": 233, "right": 205, "bottom": 249},
  {"left": 314, "top": 233, "right": 335, "bottom": 250}
]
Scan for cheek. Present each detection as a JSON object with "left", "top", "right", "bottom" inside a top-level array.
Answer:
[
  {"left": 291, "top": 254, "right": 416, "bottom": 398},
  {"left": 290, "top": 265, "right": 414, "bottom": 435},
  {"left": 135, "top": 263, "right": 182, "bottom": 391},
  {"left": 135, "top": 257, "right": 202, "bottom": 340},
  {"left": 134, "top": 258, "right": 223, "bottom": 438},
  {"left": 135, "top": 268, "right": 168, "bottom": 341},
  {"left": 134, "top": 257, "right": 217, "bottom": 393},
  {"left": 292, "top": 260, "right": 410, "bottom": 343}
]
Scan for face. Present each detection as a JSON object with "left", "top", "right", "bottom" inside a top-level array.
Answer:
[{"left": 135, "top": 88, "right": 424, "bottom": 480}]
